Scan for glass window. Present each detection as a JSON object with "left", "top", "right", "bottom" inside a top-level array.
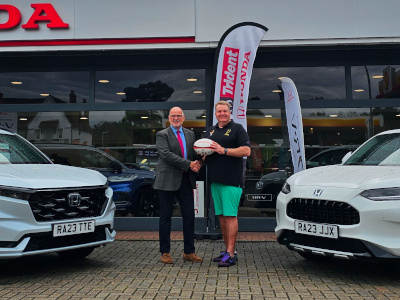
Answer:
[
  {"left": 14, "top": 106, "right": 400, "bottom": 219},
  {"left": 0, "top": 133, "right": 49, "bottom": 164},
  {"left": 249, "top": 66, "right": 346, "bottom": 101},
  {"left": 352, "top": 65, "right": 400, "bottom": 99},
  {"left": 0, "top": 72, "right": 90, "bottom": 104},
  {"left": 15, "top": 109, "right": 206, "bottom": 218},
  {"left": 95, "top": 70, "right": 206, "bottom": 103},
  {"left": 242, "top": 107, "right": 370, "bottom": 217},
  {"left": 372, "top": 106, "right": 400, "bottom": 135}
]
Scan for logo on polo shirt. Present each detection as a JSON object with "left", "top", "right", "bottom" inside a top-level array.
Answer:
[{"left": 224, "top": 129, "right": 231, "bottom": 136}]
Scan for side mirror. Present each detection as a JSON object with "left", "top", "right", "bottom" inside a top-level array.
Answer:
[
  {"left": 110, "top": 160, "right": 123, "bottom": 172},
  {"left": 341, "top": 151, "right": 352, "bottom": 164}
]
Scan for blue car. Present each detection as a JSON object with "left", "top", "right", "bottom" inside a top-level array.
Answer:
[{"left": 35, "top": 144, "right": 159, "bottom": 217}]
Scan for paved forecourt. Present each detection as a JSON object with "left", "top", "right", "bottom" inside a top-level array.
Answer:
[{"left": 0, "top": 234, "right": 400, "bottom": 299}]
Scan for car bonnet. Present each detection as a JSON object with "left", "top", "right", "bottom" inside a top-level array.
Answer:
[
  {"left": 289, "top": 165, "right": 400, "bottom": 190},
  {"left": 0, "top": 164, "right": 107, "bottom": 189}
]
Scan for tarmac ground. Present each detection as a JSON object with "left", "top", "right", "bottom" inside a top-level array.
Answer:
[{"left": 1, "top": 231, "right": 400, "bottom": 299}]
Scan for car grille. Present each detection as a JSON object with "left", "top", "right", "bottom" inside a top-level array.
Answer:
[
  {"left": 28, "top": 186, "right": 109, "bottom": 222},
  {"left": 279, "top": 230, "right": 368, "bottom": 254},
  {"left": 23, "top": 225, "right": 108, "bottom": 252},
  {"left": 287, "top": 198, "right": 360, "bottom": 225}
]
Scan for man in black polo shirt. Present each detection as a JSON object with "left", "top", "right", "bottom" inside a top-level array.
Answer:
[{"left": 205, "top": 100, "right": 251, "bottom": 267}]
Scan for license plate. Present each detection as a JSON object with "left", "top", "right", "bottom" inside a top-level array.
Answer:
[
  {"left": 53, "top": 220, "right": 95, "bottom": 237},
  {"left": 294, "top": 220, "right": 338, "bottom": 239}
]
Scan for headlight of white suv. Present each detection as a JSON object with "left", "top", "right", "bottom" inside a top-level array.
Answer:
[
  {"left": 0, "top": 186, "right": 35, "bottom": 200},
  {"left": 108, "top": 174, "right": 138, "bottom": 182},
  {"left": 360, "top": 188, "right": 400, "bottom": 201},
  {"left": 281, "top": 182, "right": 291, "bottom": 194}
]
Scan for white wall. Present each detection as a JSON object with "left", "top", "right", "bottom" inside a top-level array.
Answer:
[
  {"left": 195, "top": 0, "right": 400, "bottom": 46},
  {"left": 0, "top": 0, "right": 399, "bottom": 52}
]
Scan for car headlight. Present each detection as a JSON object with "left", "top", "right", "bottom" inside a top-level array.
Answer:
[
  {"left": 281, "top": 182, "right": 291, "bottom": 194},
  {"left": 108, "top": 174, "right": 138, "bottom": 182},
  {"left": 0, "top": 186, "right": 35, "bottom": 200},
  {"left": 360, "top": 188, "right": 400, "bottom": 201}
]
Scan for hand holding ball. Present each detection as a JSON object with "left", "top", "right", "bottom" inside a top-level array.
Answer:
[{"left": 193, "top": 138, "right": 214, "bottom": 155}]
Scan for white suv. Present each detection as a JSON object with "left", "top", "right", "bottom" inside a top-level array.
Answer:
[
  {"left": 0, "top": 129, "right": 115, "bottom": 259},
  {"left": 276, "top": 129, "right": 400, "bottom": 261}
]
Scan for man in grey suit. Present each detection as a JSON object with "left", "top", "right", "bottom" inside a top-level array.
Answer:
[{"left": 153, "top": 107, "right": 203, "bottom": 264}]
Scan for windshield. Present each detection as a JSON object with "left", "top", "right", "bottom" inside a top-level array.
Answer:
[
  {"left": 40, "top": 147, "right": 117, "bottom": 169},
  {"left": 343, "top": 133, "right": 400, "bottom": 166},
  {"left": 0, "top": 133, "right": 50, "bottom": 164}
]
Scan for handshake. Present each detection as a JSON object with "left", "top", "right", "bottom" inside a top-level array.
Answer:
[{"left": 189, "top": 160, "right": 203, "bottom": 173}]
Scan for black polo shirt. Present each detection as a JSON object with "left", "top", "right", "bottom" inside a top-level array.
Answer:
[{"left": 205, "top": 120, "right": 250, "bottom": 187}]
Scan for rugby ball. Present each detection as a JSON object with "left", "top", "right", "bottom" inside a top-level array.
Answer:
[{"left": 193, "top": 138, "right": 214, "bottom": 155}]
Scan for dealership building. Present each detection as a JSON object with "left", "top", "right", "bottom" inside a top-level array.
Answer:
[{"left": 1, "top": 0, "right": 400, "bottom": 231}]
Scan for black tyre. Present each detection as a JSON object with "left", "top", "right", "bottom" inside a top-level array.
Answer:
[
  {"left": 137, "top": 188, "right": 160, "bottom": 217},
  {"left": 57, "top": 247, "right": 95, "bottom": 260}
]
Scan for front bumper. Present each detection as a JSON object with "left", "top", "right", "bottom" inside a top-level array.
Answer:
[
  {"left": 0, "top": 226, "right": 116, "bottom": 259},
  {"left": 277, "top": 229, "right": 400, "bottom": 260},
  {"left": 0, "top": 187, "right": 116, "bottom": 259}
]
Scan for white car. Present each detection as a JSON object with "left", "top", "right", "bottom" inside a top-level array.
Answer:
[
  {"left": 276, "top": 129, "right": 400, "bottom": 261},
  {"left": 0, "top": 129, "right": 115, "bottom": 259}
]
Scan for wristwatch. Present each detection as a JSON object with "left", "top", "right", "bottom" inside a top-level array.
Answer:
[{"left": 224, "top": 148, "right": 228, "bottom": 155}]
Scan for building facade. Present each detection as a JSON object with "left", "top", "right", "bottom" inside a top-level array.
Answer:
[{"left": 1, "top": 0, "right": 400, "bottom": 231}]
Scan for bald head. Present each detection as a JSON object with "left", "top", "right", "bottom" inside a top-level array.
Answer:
[{"left": 169, "top": 107, "right": 186, "bottom": 129}]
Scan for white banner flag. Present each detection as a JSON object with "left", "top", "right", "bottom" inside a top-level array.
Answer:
[
  {"left": 280, "top": 77, "right": 306, "bottom": 173},
  {"left": 213, "top": 22, "right": 267, "bottom": 130}
]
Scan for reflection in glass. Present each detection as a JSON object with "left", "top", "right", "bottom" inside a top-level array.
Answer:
[
  {"left": 372, "top": 107, "right": 400, "bottom": 135},
  {"left": 243, "top": 106, "right": 399, "bottom": 216},
  {"left": 0, "top": 72, "right": 90, "bottom": 104},
  {"left": 13, "top": 109, "right": 206, "bottom": 218},
  {"left": 249, "top": 67, "right": 345, "bottom": 101},
  {"left": 95, "top": 70, "right": 206, "bottom": 103},
  {"left": 11, "top": 106, "right": 400, "bottom": 218},
  {"left": 352, "top": 65, "right": 400, "bottom": 99},
  {"left": 241, "top": 107, "right": 371, "bottom": 217}
]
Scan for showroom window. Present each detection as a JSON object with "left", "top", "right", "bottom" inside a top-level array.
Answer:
[
  {"left": 95, "top": 69, "right": 206, "bottom": 103},
  {"left": 351, "top": 65, "right": 400, "bottom": 100},
  {"left": 13, "top": 109, "right": 206, "bottom": 218},
  {"left": 0, "top": 71, "right": 90, "bottom": 104},
  {"left": 249, "top": 66, "right": 346, "bottom": 101},
  {"left": 241, "top": 107, "right": 371, "bottom": 217}
]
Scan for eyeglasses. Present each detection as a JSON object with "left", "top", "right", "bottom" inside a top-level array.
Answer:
[{"left": 169, "top": 115, "right": 183, "bottom": 118}]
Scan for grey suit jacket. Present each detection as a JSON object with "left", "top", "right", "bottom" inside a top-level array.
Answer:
[{"left": 153, "top": 126, "right": 198, "bottom": 191}]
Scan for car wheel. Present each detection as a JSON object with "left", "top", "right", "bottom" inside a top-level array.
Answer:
[
  {"left": 137, "top": 188, "right": 160, "bottom": 217},
  {"left": 57, "top": 247, "right": 95, "bottom": 260},
  {"left": 297, "top": 251, "right": 331, "bottom": 261}
]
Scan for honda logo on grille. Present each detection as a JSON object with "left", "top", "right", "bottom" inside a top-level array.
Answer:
[
  {"left": 313, "top": 189, "right": 323, "bottom": 197},
  {"left": 67, "top": 192, "right": 81, "bottom": 207}
]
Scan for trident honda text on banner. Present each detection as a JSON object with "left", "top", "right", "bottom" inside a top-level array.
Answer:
[
  {"left": 280, "top": 77, "right": 306, "bottom": 173},
  {"left": 212, "top": 22, "right": 268, "bottom": 130}
]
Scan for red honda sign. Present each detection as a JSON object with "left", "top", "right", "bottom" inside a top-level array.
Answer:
[{"left": 0, "top": 3, "right": 69, "bottom": 30}]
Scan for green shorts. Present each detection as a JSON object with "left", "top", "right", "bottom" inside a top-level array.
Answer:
[{"left": 211, "top": 182, "right": 242, "bottom": 217}]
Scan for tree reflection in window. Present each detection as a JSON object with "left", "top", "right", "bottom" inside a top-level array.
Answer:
[{"left": 122, "top": 80, "right": 174, "bottom": 102}]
